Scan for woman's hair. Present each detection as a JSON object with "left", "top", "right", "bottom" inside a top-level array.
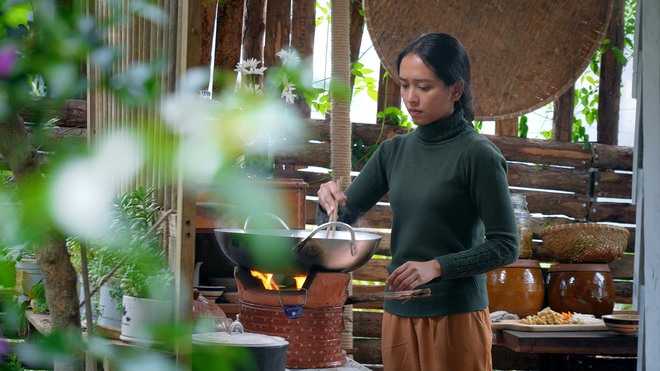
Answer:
[{"left": 396, "top": 32, "right": 475, "bottom": 123}]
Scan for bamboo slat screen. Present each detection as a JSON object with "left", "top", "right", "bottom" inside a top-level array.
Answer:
[{"left": 88, "top": 0, "right": 181, "bottom": 210}]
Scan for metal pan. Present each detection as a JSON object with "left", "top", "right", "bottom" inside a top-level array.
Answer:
[{"left": 213, "top": 217, "right": 382, "bottom": 275}]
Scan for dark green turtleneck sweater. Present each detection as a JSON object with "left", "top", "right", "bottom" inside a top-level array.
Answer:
[{"left": 319, "top": 110, "right": 519, "bottom": 317}]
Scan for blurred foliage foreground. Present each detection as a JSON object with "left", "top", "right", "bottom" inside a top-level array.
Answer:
[{"left": 0, "top": 1, "right": 320, "bottom": 369}]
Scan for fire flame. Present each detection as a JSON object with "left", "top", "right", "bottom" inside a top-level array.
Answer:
[
  {"left": 250, "top": 270, "right": 307, "bottom": 290},
  {"left": 250, "top": 270, "right": 280, "bottom": 290},
  {"left": 293, "top": 275, "right": 307, "bottom": 289}
]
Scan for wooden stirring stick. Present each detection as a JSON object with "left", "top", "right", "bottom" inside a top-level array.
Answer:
[{"left": 325, "top": 176, "right": 346, "bottom": 238}]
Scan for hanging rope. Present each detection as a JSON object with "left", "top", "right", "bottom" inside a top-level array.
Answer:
[
  {"left": 330, "top": 0, "right": 352, "bottom": 186},
  {"left": 330, "top": 0, "right": 353, "bottom": 353}
]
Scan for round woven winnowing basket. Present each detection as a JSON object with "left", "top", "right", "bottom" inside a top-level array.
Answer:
[
  {"left": 363, "top": 0, "right": 614, "bottom": 120},
  {"left": 541, "top": 223, "right": 630, "bottom": 263}
]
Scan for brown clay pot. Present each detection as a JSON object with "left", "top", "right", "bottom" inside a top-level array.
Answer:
[
  {"left": 486, "top": 259, "right": 545, "bottom": 317},
  {"left": 546, "top": 263, "right": 615, "bottom": 317}
]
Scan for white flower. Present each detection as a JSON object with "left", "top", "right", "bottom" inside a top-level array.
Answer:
[
  {"left": 234, "top": 49, "right": 304, "bottom": 105},
  {"left": 276, "top": 49, "right": 301, "bottom": 67},
  {"left": 280, "top": 74, "right": 297, "bottom": 105},
  {"left": 234, "top": 58, "right": 266, "bottom": 75}
]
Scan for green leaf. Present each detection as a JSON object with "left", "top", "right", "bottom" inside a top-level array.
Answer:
[
  {"left": 518, "top": 115, "right": 529, "bottom": 138},
  {"left": 612, "top": 47, "right": 627, "bottom": 66},
  {"left": 585, "top": 111, "right": 594, "bottom": 125}
]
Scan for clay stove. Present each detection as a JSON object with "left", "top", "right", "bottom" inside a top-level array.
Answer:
[{"left": 234, "top": 267, "right": 351, "bottom": 369}]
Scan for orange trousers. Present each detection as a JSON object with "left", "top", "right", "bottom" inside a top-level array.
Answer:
[{"left": 381, "top": 309, "right": 492, "bottom": 371}]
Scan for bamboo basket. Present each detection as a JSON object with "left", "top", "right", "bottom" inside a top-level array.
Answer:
[
  {"left": 363, "top": 0, "right": 614, "bottom": 120},
  {"left": 541, "top": 223, "right": 630, "bottom": 263}
]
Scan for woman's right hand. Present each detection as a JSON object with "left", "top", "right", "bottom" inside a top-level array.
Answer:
[{"left": 317, "top": 180, "right": 348, "bottom": 216}]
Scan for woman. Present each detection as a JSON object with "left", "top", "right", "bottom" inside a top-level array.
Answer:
[{"left": 316, "top": 33, "right": 519, "bottom": 370}]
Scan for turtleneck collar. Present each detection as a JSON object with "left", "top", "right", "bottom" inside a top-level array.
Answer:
[{"left": 414, "top": 109, "right": 470, "bottom": 143}]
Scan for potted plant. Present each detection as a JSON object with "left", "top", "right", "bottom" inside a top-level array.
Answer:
[
  {"left": 68, "top": 186, "right": 174, "bottom": 343},
  {"left": 111, "top": 187, "right": 174, "bottom": 344},
  {"left": 7, "top": 243, "right": 43, "bottom": 298}
]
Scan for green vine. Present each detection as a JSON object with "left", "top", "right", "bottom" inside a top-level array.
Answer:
[
  {"left": 569, "top": 0, "right": 636, "bottom": 147},
  {"left": 525, "top": 0, "right": 636, "bottom": 147}
]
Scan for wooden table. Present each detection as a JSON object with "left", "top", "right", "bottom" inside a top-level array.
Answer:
[
  {"left": 493, "top": 327, "right": 638, "bottom": 370},
  {"left": 501, "top": 329, "right": 638, "bottom": 355}
]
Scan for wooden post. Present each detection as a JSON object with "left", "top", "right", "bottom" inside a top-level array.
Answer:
[
  {"left": 597, "top": 0, "right": 625, "bottom": 145},
  {"left": 349, "top": 0, "right": 365, "bottom": 93},
  {"left": 264, "top": 0, "right": 291, "bottom": 69},
  {"left": 172, "top": 0, "right": 201, "bottom": 367},
  {"left": 213, "top": 0, "right": 244, "bottom": 86},
  {"left": 243, "top": 0, "right": 266, "bottom": 60},
  {"left": 290, "top": 0, "right": 315, "bottom": 58},
  {"left": 291, "top": 0, "right": 315, "bottom": 118},
  {"left": 376, "top": 64, "right": 401, "bottom": 121},
  {"left": 495, "top": 118, "right": 518, "bottom": 137},
  {"left": 553, "top": 88, "right": 575, "bottom": 142}
]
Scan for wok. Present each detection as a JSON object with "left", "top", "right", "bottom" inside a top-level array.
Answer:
[{"left": 213, "top": 216, "right": 382, "bottom": 275}]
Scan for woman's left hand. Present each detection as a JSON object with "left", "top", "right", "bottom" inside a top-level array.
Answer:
[{"left": 385, "top": 260, "right": 442, "bottom": 292}]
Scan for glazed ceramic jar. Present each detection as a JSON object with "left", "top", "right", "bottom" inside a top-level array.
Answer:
[
  {"left": 486, "top": 259, "right": 545, "bottom": 317},
  {"left": 546, "top": 263, "right": 615, "bottom": 317}
]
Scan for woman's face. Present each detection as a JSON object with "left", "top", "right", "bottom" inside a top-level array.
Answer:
[{"left": 399, "top": 53, "right": 462, "bottom": 126}]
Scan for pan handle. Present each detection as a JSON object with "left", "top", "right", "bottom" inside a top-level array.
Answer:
[
  {"left": 295, "top": 221, "right": 357, "bottom": 256},
  {"left": 243, "top": 212, "right": 290, "bottom": 230}
]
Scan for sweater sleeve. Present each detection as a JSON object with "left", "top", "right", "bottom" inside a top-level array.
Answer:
[{"left": 435, "top": 138, "right": 519, "bottom": 279}]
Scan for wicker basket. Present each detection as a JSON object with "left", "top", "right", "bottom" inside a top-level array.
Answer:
[{"left": 541, "top": 223, "right": 630, "bottom": 263}]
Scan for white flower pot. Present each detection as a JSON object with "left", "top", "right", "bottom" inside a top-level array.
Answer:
[
  {"left": 120, "top": 295, "right": 173, "bottom": 345},
  {"left": 15, "top": 257, "right": 43, "bottom": 295},
  {"left": 97, "top": 282, "right": 122, "bottom": 331}
]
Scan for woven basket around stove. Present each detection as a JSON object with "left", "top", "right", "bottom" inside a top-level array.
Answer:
[
  {"left": 541, "top": 223, "right": 630, "bottom": 263},
  {"left": 239, "top": 301, "right": 346, "bottom": 369}
]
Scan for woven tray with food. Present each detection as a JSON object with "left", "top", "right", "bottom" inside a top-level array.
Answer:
[{"left": 491, "top": 307, "right": 608, "bottom": 332}]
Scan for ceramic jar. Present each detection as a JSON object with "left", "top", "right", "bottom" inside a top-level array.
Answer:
[
  {"left": 486, "top": 259, "right": 545, "bottom": 317},
  {"left": 546, "top": 263, "right": 615, "bottom": 317}
]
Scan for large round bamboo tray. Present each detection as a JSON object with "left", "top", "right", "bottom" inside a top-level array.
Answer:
[
  {"left": 541, "top": 223, "right": 630, "bottom": 263},
  {"left": 363, "top": 0, "right": 614, "bottom": 121}
]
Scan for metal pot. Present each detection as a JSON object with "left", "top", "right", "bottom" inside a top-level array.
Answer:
[
  {"left": 193, "top": 322, "right": 288, "bottom": 371},
  {"left": 214, "top": 216, "right": 382, "bottom": 275}
]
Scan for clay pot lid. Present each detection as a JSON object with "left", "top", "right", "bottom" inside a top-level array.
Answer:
[
  {"left": 502, "top": 259, "right": 541, "bottom": 269},
  {"left": 363, "top": 0, "right": 613, "bottom": 120},
  {"left": 548, "top": 263, "right": 611, "bottom": 272}
]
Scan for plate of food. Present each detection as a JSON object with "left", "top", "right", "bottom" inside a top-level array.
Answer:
[{"left": 492, "top": 307, "right": 608, "bottom": 332}]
